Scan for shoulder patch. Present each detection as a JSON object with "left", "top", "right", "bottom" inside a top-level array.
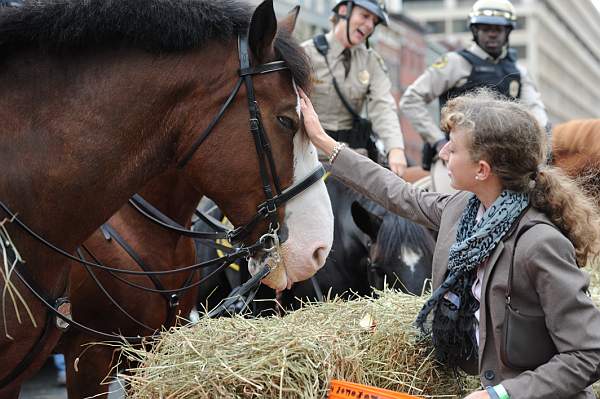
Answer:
[
  {"left": 431, "top": 55, "right": 449, "bottom": 69},
  {"left": 372, "top": 51, "right": 388, "bottom": 73}
]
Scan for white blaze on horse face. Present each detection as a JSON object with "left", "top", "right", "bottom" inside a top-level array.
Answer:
[
  {"left": 399, "top": 246, "right": 422, "bottom": 274},
  {"left": 281, "top": 133, "right": 333, "bottom": 289},
  {"left": 250, "top": 132, "right": 334, "bottom": 291},
  {"left": 248, "top": 81, "right": 333, "bottom": 291}
]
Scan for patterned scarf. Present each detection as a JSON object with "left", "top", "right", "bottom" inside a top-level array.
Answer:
[{"left": 415, "top": 190, "right": 529, "bottom": 367}]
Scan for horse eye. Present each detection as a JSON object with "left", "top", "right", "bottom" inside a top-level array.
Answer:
[{"left": 277, "top": 115, "right": 295, "bottom": 131}]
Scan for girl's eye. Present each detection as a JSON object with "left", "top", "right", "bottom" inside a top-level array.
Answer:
[{"left": 277, "top": 116, "right": 295, "bottom": 131}]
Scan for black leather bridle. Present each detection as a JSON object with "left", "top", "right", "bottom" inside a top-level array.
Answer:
[{"left": 177, "top": 33, "right": 325, "bottom": 246}]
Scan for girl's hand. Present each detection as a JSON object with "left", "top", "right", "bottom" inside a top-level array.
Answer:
[
  {"left": 298, "top": 89, "right": 337, "bottom": 155},
  {"left": 464, "top": 390, "right": 490, "bottom": 399}
]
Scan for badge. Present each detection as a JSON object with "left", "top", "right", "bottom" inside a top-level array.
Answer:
[
  {"left": 432, "top": 55, "right": 448, "bottom": 69},
  {"left": 509, "top": 80, "right": 520, "bottom": 98},
  {"left": 358, "top": 70, "right": 370, "bottom": 85}
]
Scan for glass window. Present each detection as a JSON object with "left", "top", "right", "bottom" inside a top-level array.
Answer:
[
  {"left": 513, "top": 45, "right": 527, "bottom": 59},
  {"left": 425, "top": 20, "right": 445, "bottom": 34},
  {"left": 452, "top": 19, "right": 469, "bottom": 33},
  {"left": 516, "top": 16, "right": 527, "bottom": 30}
]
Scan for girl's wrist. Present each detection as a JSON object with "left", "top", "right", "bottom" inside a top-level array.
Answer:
[{"left": 314, "top": 131, "right": 337, "bottom": 155}]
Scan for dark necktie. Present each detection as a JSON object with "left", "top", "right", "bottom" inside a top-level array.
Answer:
[{"left": 341, "top": 48, "right": 351, "bottom": 78}]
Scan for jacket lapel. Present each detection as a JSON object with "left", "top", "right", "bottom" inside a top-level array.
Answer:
[{"left": 477, "top": 241, "right": 505, "bottom": 369}]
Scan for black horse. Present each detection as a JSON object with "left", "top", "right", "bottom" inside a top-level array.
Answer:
[
  {"left": 195, "top": 176, "right": 435, "bottom": 313},
  {"left": 280, "top": 176, "right": 434, "bottom": 308}
]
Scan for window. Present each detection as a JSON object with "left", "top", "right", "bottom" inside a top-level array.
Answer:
[
  {"left": 516, "top": 16, "right": 527, "bottom": 30},
  {"left": 513, "top": 45, "right": 527, "bottom": 59},
  {"left": 425, "top": 20, "right": 445, "bottom": 34},
  {"left": 452, "top": 19, "right": 469, "bottom": 33}
]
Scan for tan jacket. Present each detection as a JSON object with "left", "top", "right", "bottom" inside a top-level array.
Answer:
[
  {"left": 400, "top": 44, "right": 548, "bottom": 145},
  {"left": 302, "top": 32, "right": 404, "bottom": 152},
  {"left": 332, "top": 148, "right": 600, "bottom": 399}
]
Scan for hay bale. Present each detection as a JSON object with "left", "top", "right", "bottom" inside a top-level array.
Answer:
[
  {"left": 121, "top": 291, "right": 470, "bottom": 398},
  {"left": 121, "top": 265, "right": 600, "bottom": 399}
]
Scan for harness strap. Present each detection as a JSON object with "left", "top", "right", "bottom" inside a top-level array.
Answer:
[
  {"left": 0, "top": 200, "right": 254, "bottom": 276},
  {"left": 177, "top": 78, "right": 244, "bottom": 169},
  {"left": 206, "top": 264, "right": 270, "bottom": 318},
  {"left": 0, "top": 306, "right": 54, "bottom": 389},
  {"left": 100, "top": 224, "right": 169, "bottom": 297},
  {"left": 229, "top": 165, "right": 325, "bottom": 243},
  {"left": 239, "top": 61, "right": 287, "bottom": 76},
  {"left": 129, "top": 194, "right": 230, "bottom": 245},
  {"left": 193, "top": 209, "right": 231, "bottom": 233},
  {"left": 0, "top": 250, "right": 59, "bottom": 389},
  {"left": 11, "top": 268, "right": 149, "bottom": 342},
  {"left": 76, "top": 246, "right": 157, "bottom": 332}
]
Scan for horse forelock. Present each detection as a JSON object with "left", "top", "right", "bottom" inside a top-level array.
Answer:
[
  {"left": 274, "top": 30, "right": 311, "bottom": 94},
  {"left": 0, "top": 0, "right": 252, "bottom": 54},
  {"left": 376, "top": 214, "right": 434, "bottom": 268}
]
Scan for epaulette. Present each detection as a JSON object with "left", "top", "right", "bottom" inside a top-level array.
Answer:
[{"left": 370, "top": 49, "right": 388, "bottom": 73}]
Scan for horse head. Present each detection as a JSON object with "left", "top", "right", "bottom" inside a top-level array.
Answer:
[
  {"left": 351, "top": 201, "right": 434, "bottom": 295},
  {"left": 172, "top": 0, "right": 333, "bottom": 291}
]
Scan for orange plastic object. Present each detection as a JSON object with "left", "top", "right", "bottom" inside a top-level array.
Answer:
[{"left": 328, "top": 379, "right": 421, "bottom": 399}]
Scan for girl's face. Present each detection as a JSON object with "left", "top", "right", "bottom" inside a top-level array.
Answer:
[{"left": 439, "top": 127, "right": 480, "bottom": 191}]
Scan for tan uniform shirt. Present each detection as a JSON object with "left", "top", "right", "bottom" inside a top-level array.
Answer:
[
  {"left": 302, "top": 32, "right": 404, "bottom": 152},
  {"left": 400, "top": 43, "right": 548, "bottom": 145}
]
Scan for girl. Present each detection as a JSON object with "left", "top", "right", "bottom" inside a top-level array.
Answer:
[{"left": 300, "top": 88, "right": 600, "bottom": 399}]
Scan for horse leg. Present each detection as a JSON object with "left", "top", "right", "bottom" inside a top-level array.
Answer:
[{"left": 64, "top": 333, "right": 115, "bottom": 399}]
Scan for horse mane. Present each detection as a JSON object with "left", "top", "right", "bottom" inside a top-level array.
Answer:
[
  {"left": 376, "top": 210, "right": 435, "bottom": 265},
  {"left": 0, "top": 0, "right": 311, "bottom": 88}
]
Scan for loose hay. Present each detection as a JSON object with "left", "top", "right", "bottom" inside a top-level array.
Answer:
[
  {"left": 121, "top": 263, "right": 600, "bottom": 399},
  {"left": 121, "top": 292, "right": 470, "bottom": 399}
]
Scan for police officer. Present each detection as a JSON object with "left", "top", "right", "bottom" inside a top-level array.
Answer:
[
  {"left": 302, "top": 0, "right": 407, "bottom": 176},
  {"left": 400, "top": 0, "right": 548, "bottom": 191}
]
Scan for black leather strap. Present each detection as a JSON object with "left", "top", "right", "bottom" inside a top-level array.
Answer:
[
  {"left": 129, "top": 194, "right": 230, "bottom": 242},
  {"left": 313, "top": 34, "right": 364, "bottom": 121}
]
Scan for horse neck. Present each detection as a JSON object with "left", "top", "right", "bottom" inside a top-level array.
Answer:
[
  {"left": 0, "top": 44, "right": 233, "bottom": 250},
  {"left": 134, "top": 169, "right": 201, "bottom": 228}
]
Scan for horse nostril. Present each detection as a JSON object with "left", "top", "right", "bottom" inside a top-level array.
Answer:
[{"left": 312, "top": 245, "right": 328, "bottom": 267}]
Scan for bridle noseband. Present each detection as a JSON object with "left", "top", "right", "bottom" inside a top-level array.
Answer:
[{"left": 177, "top": 33, "right": 324, "bottom": 250}]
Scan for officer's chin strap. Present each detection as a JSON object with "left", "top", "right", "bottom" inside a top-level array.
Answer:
[{"left": 341, "top": 1, "right": 355, "bottom": 48}]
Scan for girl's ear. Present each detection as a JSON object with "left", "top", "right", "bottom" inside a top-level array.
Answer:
[{"left": 477, "top": 160, "right": 493, "bottom": 180}]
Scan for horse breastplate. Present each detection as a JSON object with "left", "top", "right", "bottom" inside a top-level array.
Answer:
[{"left": 440, "top": 49, "right": 521, "bottom": 110}]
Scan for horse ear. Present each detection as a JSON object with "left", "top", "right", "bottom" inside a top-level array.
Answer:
[
  {"left": 248, "top": 0, "right": 277, "bottom": 63},
  {"left": 278, "top": 5, "right": 300, "bottom": 35},
  {"left": 351, "top": 202, "right": 383, "bottom": 241}
]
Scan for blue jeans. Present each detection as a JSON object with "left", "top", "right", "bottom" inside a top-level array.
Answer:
[{"left": 53, "top": 354, "right": 65, "bottom": 372}]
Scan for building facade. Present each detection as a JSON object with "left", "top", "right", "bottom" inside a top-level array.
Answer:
[{"left": 402, "top": 0, "right": 600, "bottom": 124}]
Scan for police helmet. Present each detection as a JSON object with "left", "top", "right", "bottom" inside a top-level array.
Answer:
[
  {"left": 468, "top": 0, "right": 517, "bottom": 29},
  {"left": 332, "top": 0, "right": 389, "bottom": 27}
]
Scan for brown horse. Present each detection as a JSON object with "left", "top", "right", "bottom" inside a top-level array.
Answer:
[
  {"left": 552, "top": 119, "right": 600, "bottom": 203},
  {"left": 0, "top": 0, "right": 334, "bottom": 397}
]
